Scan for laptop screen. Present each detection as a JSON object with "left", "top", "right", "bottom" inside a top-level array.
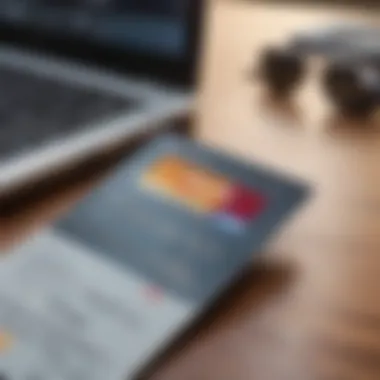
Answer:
[{"left": 0, "top": 1, "right": 190, "bottom": 60}]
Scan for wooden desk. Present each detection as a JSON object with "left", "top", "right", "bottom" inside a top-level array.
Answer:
[{"left": 3, "top": 1, "right": 380, "bottom": 379}]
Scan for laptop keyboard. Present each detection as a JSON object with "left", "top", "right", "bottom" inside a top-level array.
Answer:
[{"left": 0, "top": 66, "right": 137, "bottom": 161}]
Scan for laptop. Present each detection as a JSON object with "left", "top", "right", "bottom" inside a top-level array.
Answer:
[{"left": 0, "top": 0, "right": 204, "bottom": 196}]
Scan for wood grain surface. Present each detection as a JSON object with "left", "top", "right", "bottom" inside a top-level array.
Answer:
[{"left": 3, "top": 1, "right": 380, "bottom": 379}]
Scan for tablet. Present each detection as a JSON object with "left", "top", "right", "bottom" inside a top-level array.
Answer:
[{"left": 0, "top": 134, "right": 309, "bottom": 380}]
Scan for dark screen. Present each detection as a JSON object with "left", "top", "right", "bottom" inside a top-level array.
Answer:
[{"left": 0, "top": 0, "right": 190, "bottom": 58}]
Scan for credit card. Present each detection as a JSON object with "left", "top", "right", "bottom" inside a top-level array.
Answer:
[{"left": 0, "top": 134, "right": 310, "bottom": 380}]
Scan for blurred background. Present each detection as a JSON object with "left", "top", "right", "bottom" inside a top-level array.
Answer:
[{"left": 2, "top": 1, "right": 380, "bottom": 380}]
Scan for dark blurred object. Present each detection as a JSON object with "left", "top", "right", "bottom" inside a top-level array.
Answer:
[
  {"left": 257, "top": 47, "right": 305, "bottom": 97},
  {"left": 256, "top": 25, "right": 380, "bottom": 93},
  {"left": 255, "top": 24, "right": 380, "bottom": 118},
  {"left": 323, "top": 58, "right": 380, "bottom": 118}
]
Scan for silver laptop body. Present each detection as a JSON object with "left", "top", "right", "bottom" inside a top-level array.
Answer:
[{"left": 0, "top": 0, "right": 204, "bottom": 196}]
